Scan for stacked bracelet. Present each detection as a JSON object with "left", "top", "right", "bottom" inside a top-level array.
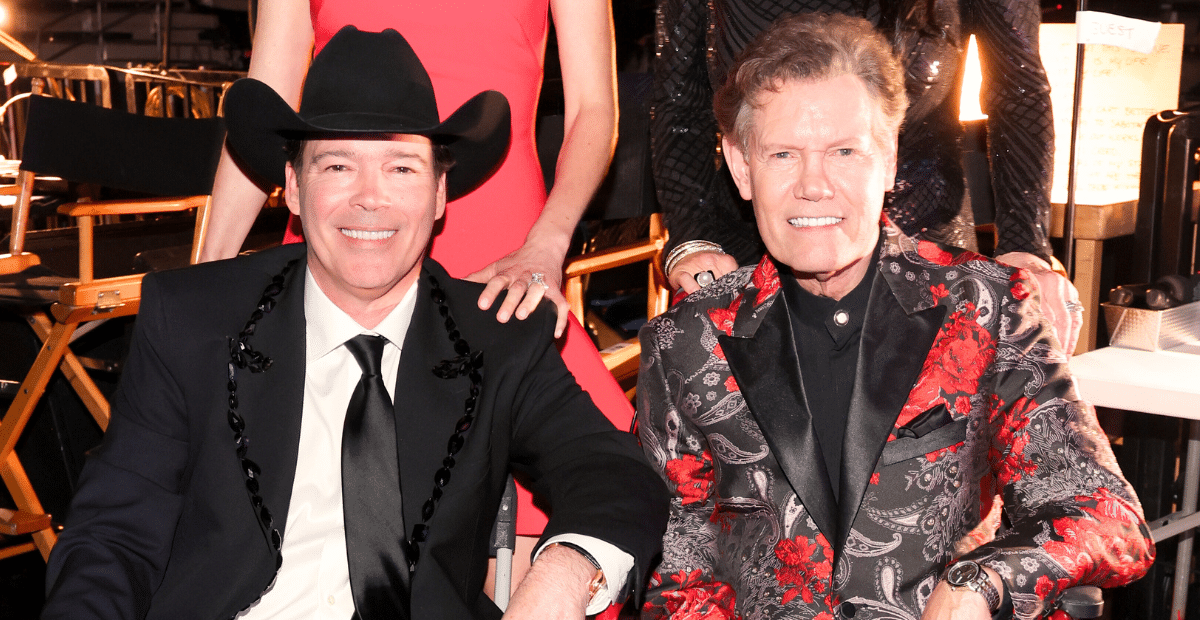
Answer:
[{"left": 665, "top": 240, "right": 726, "bottom": 276}]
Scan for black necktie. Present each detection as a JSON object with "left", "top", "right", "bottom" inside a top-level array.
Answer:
[{"left": 342, "top": 334, "right": 411, "bottom": 620}]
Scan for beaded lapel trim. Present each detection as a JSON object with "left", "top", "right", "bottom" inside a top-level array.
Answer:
[{"left": 226, "top": 261, "right": 484, "bottom": 582}]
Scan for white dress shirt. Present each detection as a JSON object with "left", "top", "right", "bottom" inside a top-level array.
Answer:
[{"left": 239, "top": 268, "right": 631, "bottom": 619}]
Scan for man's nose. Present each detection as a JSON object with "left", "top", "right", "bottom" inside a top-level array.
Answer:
[
  {"left": 352, "top": 168, "right": 389, "bottom": 209},
  {"left": 795, "top": 154, "right": 834, "bottom": 202}
]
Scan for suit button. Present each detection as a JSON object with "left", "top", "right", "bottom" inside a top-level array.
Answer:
[{"left": 839, "top": 601, "right": 856, "bottom": 618}]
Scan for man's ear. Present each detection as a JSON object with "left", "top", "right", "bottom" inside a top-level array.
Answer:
[
  {"left": 284, "top": 161, "right": 302, "bottom": 217},
  {"left": 722, "top": 135, "right": 754, "bottom": 201},
  {"left": 435, "top": 173, "right": 447, "bottom": 220}
]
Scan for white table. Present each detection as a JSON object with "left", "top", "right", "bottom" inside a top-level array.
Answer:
[{"left": 1071, "top": 344, "right": 1200, "bottom": 619}]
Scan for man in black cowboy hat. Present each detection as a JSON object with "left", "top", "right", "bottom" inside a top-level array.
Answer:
[{"left": 42, "top": 27, "right": 667, "bottom": 620}]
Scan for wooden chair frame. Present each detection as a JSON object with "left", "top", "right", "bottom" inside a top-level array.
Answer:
[
  {"left": 563, "top": 213, "right": 670, "bottom": 389},
  {"left": 0, "top": 97, "right": 220, "bottom": 560}
]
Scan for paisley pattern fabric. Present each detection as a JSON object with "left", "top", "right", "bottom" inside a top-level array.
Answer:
[
  {"left": 636, "top": 223, "right": 1153, "bottom": 619},
  {"left": 650, "top": 0, "right": 1055, "bottom": 265}
]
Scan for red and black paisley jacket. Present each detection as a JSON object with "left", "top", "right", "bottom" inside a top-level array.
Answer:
[{"left": 636, "top": 224, "right": 1153, "bottom": 620}]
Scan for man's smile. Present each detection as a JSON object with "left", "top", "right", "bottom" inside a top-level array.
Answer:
[
  {"left": 788, "top": 216, "right": 843, "bottom": 228},
  {"left": 339, "top": 228, "right": 397, "bottom": 241}
]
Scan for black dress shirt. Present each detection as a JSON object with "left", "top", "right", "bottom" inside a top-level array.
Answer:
[{"left": 780, "top": 259, "right": 875, "bottom": 502}]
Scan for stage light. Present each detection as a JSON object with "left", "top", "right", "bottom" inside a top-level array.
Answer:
[{"left": 959, "top": 35, "right": 987, "bottom": 122}]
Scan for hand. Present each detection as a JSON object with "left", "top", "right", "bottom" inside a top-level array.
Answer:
[
  {"left": 668, "top": 251, "right": 740, "bottom": 294},
  {"left": 468, "top": 239, "right": 571, "bottom": 338},
  {"left": 920, "top": 566, "right": 1003, "bottom": 620},
  {"left": 996, "top": 252, "right": 1083, "bottom": 357},
  {"left": 501, "top": 543, "right": 595, "bottom": 620}
]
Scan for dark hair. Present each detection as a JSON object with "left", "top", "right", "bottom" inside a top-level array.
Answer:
[
  {"left": 713, "top": 12, "right": 907, "bottom": 151},
  {"left": 284, "top": 136, "right": 456, "bottom": 178}
]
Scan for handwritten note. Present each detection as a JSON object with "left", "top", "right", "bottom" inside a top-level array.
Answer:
[
  {"left": 1041, "top": 23, "right": 1182, "bottom": 205},
  {"left": 1077, "top": 11, "right": 1162, "bottom": 54}
]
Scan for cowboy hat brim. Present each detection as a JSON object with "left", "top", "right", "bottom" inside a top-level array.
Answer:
[{"left": 223, "top": 78, "right": 511, "bottom": 201}]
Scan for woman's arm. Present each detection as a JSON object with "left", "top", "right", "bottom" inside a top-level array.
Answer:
[
  {"left": 199, "top": 0, "right": 313, "bottom": 262},
  {"left": 470, "top": 0, "right": 617, "bottom": 338}
]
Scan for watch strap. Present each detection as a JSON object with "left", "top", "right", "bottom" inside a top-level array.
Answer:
[{"left": 945, "top": 560, "right": 1001, "bottom": 612}]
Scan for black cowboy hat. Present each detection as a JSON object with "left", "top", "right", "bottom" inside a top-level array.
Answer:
[{"left": 223, "top": 26, "right": 511, "bottom": 201}]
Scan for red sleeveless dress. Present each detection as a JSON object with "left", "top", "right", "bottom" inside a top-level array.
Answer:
[{"left": 302, "top": 0, "right": 635, "bottom": 536}]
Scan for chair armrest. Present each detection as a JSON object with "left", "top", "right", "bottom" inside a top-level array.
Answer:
[
  {"left": 57, "top": 194, "right": 208, "bottom": 217},
  {"left": 564, "top": 238, "right": 665, "bottom": 279}
]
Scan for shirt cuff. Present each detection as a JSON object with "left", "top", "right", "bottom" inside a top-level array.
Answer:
[{"left": 534, "top": 534, "right": 634, "bottom": 615}]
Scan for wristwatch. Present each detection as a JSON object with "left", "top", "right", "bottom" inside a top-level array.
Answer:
[{"left": 944, "top": 560, "right": 1001, "bottom": 613}]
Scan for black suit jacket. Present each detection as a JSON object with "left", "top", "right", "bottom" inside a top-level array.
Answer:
[{"left": 43, "top": 244, "right": 668, "bottom": 620}]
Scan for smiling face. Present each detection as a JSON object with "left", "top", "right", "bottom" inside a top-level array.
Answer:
[
  {"left": 285, "top": 134, "right": 446, "bottom": 326},
  {"left": 724, "top": 74, "right": 897, "bottom": 299}
]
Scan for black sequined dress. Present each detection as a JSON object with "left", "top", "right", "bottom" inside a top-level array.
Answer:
[{"left": 650, "top": 0, "right": 1054, "bottom": 264}]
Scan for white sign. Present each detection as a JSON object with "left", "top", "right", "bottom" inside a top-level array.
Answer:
[
  {"left": 1041, "top": 23, "right": 1183, "bottom": 205},
  {"left": 1077, "top": 11, "right": 1162, "bottom": 54}
]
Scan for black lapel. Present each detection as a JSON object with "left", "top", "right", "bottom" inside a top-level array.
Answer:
[
  {"left": 393, "top": 262, "right": 466, "bottom": 535},
  {"left": 836, "top": 269, "right": 945, "bottom": 554},
  {"left": 720, "top": 295, "right": 839, "bottom": 543},
  {"left": 236, "top": 250, "right": 308, "bottom": 548}
]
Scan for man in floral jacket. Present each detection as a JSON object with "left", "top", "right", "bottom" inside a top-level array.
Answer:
[{"left": 636, "top": 12, "right": 1154, "bottom": 620}]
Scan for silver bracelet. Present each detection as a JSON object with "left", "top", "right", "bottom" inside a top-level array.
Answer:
[{"left": 665, "top": 240, "right": 726, "bottom": 276}]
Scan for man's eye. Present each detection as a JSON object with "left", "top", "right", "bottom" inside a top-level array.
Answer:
[
  {"left": 394, "top": 166, "right": 413, "bottom": 174},
  {"left": 834, "top": 148, "right": 855, "bottom": 156},
  {"left": 325, "top": 164, "right": 347, "bottom": 172},
  {"left": 770, "top": 152, "right": 791, "bottom": 159}
]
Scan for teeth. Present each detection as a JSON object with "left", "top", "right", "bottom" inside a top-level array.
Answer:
[
  {"left": 340, "top": 228, "right": 396, "bottom": 241},
  {"left": 788, "top": 216, "right": 842, "bottom": 228}
]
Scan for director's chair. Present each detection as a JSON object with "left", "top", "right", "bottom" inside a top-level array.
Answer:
[{"left": 0, "top": 95, "right": 225, "bottom": 560}]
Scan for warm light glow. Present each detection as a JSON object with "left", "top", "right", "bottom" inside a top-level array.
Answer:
[
  {"left": 0, "top": 6, "right": 9, "bottom": 28},
  {"left": 959, "top": 35, "right": 987, "bottom": 122}
]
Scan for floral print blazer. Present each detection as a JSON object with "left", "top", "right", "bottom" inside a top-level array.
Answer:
[{"left": 636, "top": 224, "right": 1154, "bottom": 620}]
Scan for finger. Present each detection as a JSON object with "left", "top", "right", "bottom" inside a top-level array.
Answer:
[
  {"left": 539, "top": 287, "right": 572, "bottom": 338},
  {"left": 677, "top": 273, "right": 700, "bottom": 294},
  {"left": 477, "top": 276, "right": 512, "bottom": 310},
  {"left": 667, "top": 267, "right": 690, "bottom": 291},
  {"left": 552, "top": 298, "right": 570, "bottom": 339},
  {"left": 711, "top": 253, "right": 740, "bottom": 278},
  {"left": 463, "top": 264, "right": 497, "bottom": 285},
  {"left": 514, "top": 280, "right": 547, "bottom": 321},
  {"left": 496, "top": 282, "right": 528, "bottom": 323}
]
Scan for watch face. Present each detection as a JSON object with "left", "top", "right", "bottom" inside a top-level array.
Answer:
[{"left": 947, "top": 561, "right": 981, "bottom": 586}]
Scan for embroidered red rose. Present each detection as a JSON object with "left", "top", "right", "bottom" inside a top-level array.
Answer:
[
  {"left": 1010, "top": 268, "right": 1033, "bottom": 301},
  {"left": 665, "top": 453, "right": 715, "bottom": 505},
  {"left": 658, "top": 569, "right": 740, "bottom": 619},
  {"left": 724, "top": 375, "right": 740, "bottom": 393},
  {"left": 774, "top": 534, "right": 834, "bottom": 605},
  {"left": 708, "top": 305, "right": 739, "bottom": 337},
  {"left": 930, "top": 283, "right": 950, "bottom": 303},
  {"left": 926, "top": 305, "right": 996, "bottom": 395},
  {"left": 870, "top": 472, "right": 880, "bottom": 485},
  {"left": 955, "top": 395, "right": 972, "bottom": 415},
  {"left": 752, "top": 258, "right": 781, "bottom": 307},
  {"left": 917, "top": 241, "right": 954, "bottom": 265}
]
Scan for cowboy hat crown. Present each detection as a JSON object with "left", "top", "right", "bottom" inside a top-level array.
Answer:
[{"left": 223, "top": 25, "right": 511, "bottom": 200}]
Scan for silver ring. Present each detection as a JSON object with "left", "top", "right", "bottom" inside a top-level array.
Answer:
[
  {"left": 1065, "top": 300, "right": 1084, "bottom": 313},
  {"left": 529, "top": 272, "right": 546, "bottom": 287},
  {"left": 695, "top": 271, "right": 715, "bottom": 287}
]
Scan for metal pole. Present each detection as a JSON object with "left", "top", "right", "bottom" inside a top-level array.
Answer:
[
  {"left": 1063, "top": 0, "right": 1088, "bottom": 277},
  {"left": 1171, "top": 420, "right": 1200, "bottom": 619},
  {"left": 161, "top": 0, "right": 173, "bottom": 67}
]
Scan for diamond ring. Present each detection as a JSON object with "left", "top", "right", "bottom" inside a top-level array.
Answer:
[
  {"left": 695, "top": 271, "right": 715, "bottom": 287},
  {"left": 529, "top": 272, "right": 546, "bottom": 287}
]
